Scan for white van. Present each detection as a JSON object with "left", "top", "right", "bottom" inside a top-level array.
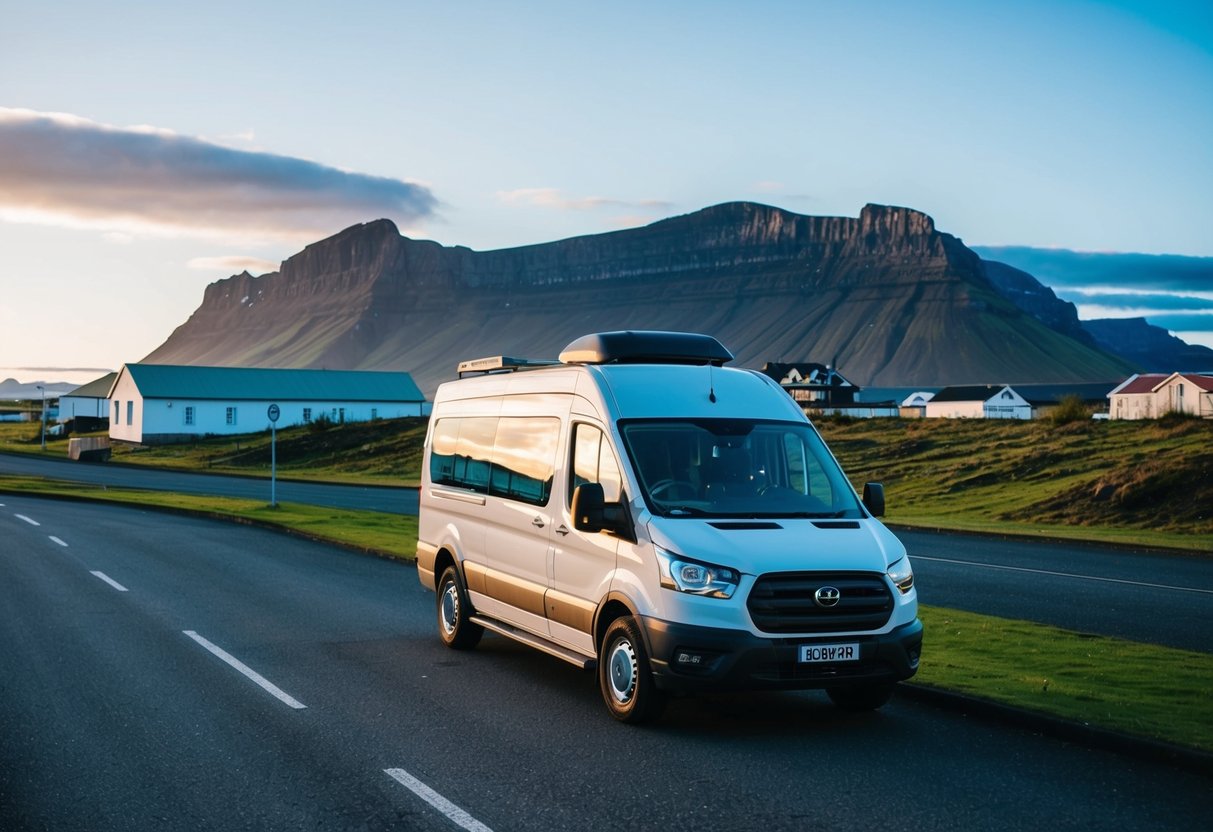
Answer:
[{"left": 417, "top": 331, "right": 921, "bottom": 723}]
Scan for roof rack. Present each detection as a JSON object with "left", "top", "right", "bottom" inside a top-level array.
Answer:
[{"left": 456, "top": 356, "right": 560, "bottom": 377}]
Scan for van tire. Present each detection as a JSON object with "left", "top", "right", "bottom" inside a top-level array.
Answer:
[
  {"left": 827, "top": 682, "right": 894, "bottom": 711},
  {"left": 437, "top": 565, "right": 483, "bottom": 650},
  {"left": 599, "top": 616, "right": 665, "bottom": 724}
]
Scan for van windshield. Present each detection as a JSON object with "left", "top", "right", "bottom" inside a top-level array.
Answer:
[{"left": 619, "top": 419, "right": 864, "bottom": 519}]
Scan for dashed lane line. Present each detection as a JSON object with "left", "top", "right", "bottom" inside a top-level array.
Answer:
[
  {"left": 49, "top": 536, "right": 67, "bottom": 547},
  {"left": 384, "top": 769, "right": 495, "bottom": 832},
  {"left": 15, "top": 514, "right": 40, "bottom": 526},
  {"left": 90, "top": 571, "right": 128, "bottom": 592},
  {"left": 183, "top": 630, "right": 307, "bottom": 710}
]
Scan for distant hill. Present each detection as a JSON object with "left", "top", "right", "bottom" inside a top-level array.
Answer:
[
  {"left": 146, "top": 202, "right": 1135, "bottom": 396},
  {"left": 975, "top": 246, "right": 1213, "bottom": 372},
  {"left": 1081, "top": 318, "right": 1213, "bottom": 372},
  {"left": 0, "top": 379, "right": 77, "bottom": 400}
]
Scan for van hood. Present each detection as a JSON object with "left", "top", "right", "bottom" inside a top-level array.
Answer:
[{"left": 646, "top": 517, "right": 905, "bottom": 576}]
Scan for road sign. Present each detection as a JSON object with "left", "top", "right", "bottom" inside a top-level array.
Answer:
[{"left": 267, "top": 404, "right": 280, "bottom": 423}]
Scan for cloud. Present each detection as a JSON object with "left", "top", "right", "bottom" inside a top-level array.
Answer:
[
  {"left": 1060, "top": 289, "right": 1213, "bottom": 312},
  {"left": 975, "top": 246, "right": 1213, "bottom": 294},
  {"left": 495, "top": 187, "right": 673, "bottom": 212},
  {"left": 0, "top": 108, "right": 438, "bottom": 242},
  {"left": 187, "top": 255, "right": 281, "bottom": 275}
]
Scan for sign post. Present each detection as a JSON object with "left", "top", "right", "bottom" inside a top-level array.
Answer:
[{"left": 267, "top": 404, "right": 280, "bottom": 507}]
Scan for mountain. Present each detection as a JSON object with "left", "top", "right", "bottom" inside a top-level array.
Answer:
[
  {"left": 979, "top": 260, "right": 1095, "bottom": 347},
  {"left": 0, "top": 379, "right": 78, "bottom": 400},
  {"left": 145, "top": 203, "right": 1135, "bottom": 396},
  {"left": 1081, "top": 318, "right": 1213, "bottom": 372},
  {"left": 974, "top": 246, "right": 1213, "bottom": 371}
]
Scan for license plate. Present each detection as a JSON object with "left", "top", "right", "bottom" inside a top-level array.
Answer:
[{"left": 799, "top": 643, "right": 860, "bottom": 663}]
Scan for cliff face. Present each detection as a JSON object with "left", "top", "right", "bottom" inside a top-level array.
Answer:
[{"left": 145, "top": 202, "right": 1135, "bottom": 395}]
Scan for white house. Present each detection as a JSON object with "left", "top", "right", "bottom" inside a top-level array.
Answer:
[
  {"left": 108, "top": 364, "right": 429, "bottom": 444},
  {"left": 58, "top": 372, "right": 117, "bottom": 423},
  {"left": 1108, "top": 372, "right": 1213, "bottom": 420},
  {"left": 924, "top": 385, "right": 1032, "bottom": 419}
]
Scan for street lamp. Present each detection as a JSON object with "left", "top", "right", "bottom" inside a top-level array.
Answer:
[{"left": 36, "top": 385, "right": 46, "bottom": 450}]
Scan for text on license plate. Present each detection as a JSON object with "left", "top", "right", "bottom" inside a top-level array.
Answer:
[{"left": 799, "top": 643, "right": 860, "bottom": 663}]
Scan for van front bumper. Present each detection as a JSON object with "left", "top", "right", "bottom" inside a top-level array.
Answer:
[{"left": 639, "top": 615, "right": 922, "bottom": 693}]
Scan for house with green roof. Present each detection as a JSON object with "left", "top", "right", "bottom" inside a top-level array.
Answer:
[
  {"left": 59, "top": 372, "right": 118, "bottom": 424},
  {"left": 107, "top": 364, "right": 428, "bottom": 444}
]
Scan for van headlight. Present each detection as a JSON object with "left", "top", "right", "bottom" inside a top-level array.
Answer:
[
  {"left": 656, "top": 548, "right": 739, "bottom": 599},
  {"left": 888, "top": 557, "right": 914, "bottom": 594}
]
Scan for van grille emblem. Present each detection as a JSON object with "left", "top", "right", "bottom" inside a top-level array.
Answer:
[{"left": 814, "top": 586, "right": 841, "bottom": 608}]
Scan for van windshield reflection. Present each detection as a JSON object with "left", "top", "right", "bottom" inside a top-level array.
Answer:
[{"left": 620, "top": 419, "right": 864, "bottom": 519}]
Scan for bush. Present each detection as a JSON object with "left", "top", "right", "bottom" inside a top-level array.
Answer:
[
  {"left": 1049, "top": 395, "right": 1091, "bottom": 426},
  {"left": 308, "top": 413, "right": 334, "bottom": 433}
]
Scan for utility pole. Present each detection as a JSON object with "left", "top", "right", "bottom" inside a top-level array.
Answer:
[{"left": 36, "top": 385, "right": 46, "bottom": 450}]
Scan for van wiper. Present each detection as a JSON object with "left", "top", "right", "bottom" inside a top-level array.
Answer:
[{"left": 760, "top": 510, "right": 849, "bottom": 519}]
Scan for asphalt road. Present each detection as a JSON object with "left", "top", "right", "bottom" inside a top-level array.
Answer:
[
  {"left": 898, "top": 529, "right": 1213, "bottom": 653},
  {"left": 0, "top": 451, "right": 419, "bottom": 514},
  {"left": 1, "top": 494, "right": 1207, "bottom": 831},
  {"left": 5, "top": 452, "right": 1212, "bottom": 652}
]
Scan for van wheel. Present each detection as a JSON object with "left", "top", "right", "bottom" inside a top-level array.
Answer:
[
  {"left": 827, "top": 683, "right": 894, "bottom": 711},
  {"left": 437, "top": 565, "right": 483, "bottom": 650},
  {"left": 599, "top": 616, "right": 665, "bottom": 724}
]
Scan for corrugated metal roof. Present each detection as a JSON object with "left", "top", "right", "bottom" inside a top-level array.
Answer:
[
  {"left": 66, "top": 372, "right": 118, "bottom": 398},
  {"left": 1111, "top": 374, "right": 1169, "bottom": 395},
  {"left": 120, "top": 364, "right": 425, "bottom": 402}
]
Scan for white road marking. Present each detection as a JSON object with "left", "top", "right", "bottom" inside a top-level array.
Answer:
[
  {"left": 384, "top": 769, "right": 495, "bottom": 832},
  {"left": 49, "top": 536, "right": 68, "bottom": 547},
  {"left": 15, "top": 514, "right": 40, "bottom": 526},
  {"left": 912, "top": 555, "right": 1213, "bottom": 595},
  {"left": 90, "top": 571, "right": 128, "bottom": 592},
  {"left": 182, "top": 630, "right": 307, "bottom": 710}
]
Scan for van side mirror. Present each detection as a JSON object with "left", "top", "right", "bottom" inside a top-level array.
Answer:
[
  {"left": 862, "top": 482, "right": 885, "bottom": 517},
  {"left": 572, "top": 483, "right": 606, "bottom": 532}
]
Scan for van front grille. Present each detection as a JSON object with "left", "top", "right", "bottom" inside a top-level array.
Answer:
[{"left": 746, "top": 572, "right": 893, "bottom": 634}]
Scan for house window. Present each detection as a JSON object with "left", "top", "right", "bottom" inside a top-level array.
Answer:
[
  {"left": 226, "top": 406, "right": 237, "bottom": 426},
  {"left": 184, "top": 406, "right": 195, "bottom": 426},
  {"left": 338, "top": 407, "right": 345, "bottom": 423},
  {"left": 371, "top": 408, "right": 378, "bottom": 420},
  {"left": 303, "top": 407, "right": 312, "bottom": 422},
  {"left": 126, "top": 401, "right": 133, "bottom": 426},
  {"left": 113, "top": 401, "right": 120, "bottom": 422}
]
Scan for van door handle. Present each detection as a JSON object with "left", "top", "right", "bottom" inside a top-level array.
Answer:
[
  {"left": 532, "top": 516, "right": 546, "bottom": 529},
  {"left": 555, "top": 524, "right": 570, "bottom": 536}
]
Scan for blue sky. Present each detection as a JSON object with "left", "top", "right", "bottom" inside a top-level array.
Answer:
[{"left": 1, "top": 0, "right": 1211, "bottom": 383}]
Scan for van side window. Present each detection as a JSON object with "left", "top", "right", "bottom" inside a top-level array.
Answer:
[
  {"left": 490, "top": 417, "right": 560, "bottom": 505},
  {"left": 430, "top": 416, "right": 559, "bottom": 506},
  {"left": 570, "top": 424, "right": 623, "bottom": 504}
]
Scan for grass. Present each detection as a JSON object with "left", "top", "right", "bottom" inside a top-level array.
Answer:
[
  {"left": 3, "top": 472, "right": 1211, "bottom": 753},
  {"left": 816, "top": 416, "right": 1213, "bottom": 552},
  {"left": 916, "top": 605, "right": 1213, "bottom": 753}
]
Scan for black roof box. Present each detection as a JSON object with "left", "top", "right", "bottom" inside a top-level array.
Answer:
[{"left": 559, "top": 331, "right": 733, "bottom": 366}]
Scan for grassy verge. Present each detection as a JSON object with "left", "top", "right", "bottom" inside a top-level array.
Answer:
[
  {"left": 0, "top": 475, "right": 418, "bottom": 560},
  {"left": 916, "top": 605, "right": 1213, "bottom": 752},
  {"left": 5, "top": 472, "right": 1210, "bottom": 752}
]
